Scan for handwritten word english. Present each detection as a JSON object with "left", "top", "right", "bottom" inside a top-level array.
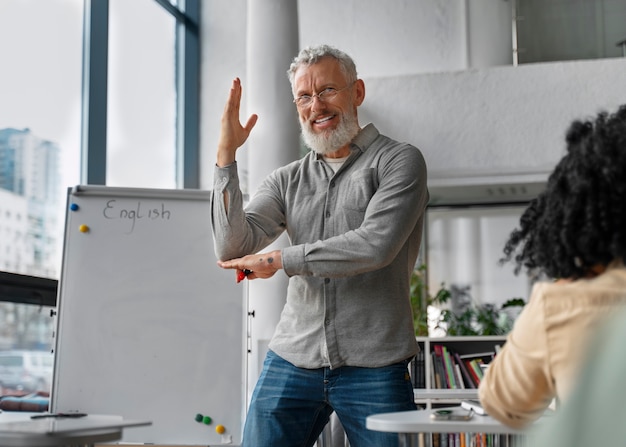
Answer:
[{"left": 103, "top": 200, "right": 171, "bottom": 233}]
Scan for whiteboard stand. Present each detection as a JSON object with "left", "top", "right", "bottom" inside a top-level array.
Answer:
[{"left": 52, "top": 185, "right": 247, "bottom": 446}]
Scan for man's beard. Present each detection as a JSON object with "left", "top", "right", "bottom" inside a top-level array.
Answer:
[{"left": 300, "top": 111, "right": 360, "bottom": 156}]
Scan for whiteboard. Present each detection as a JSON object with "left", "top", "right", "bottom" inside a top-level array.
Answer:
[{"left": 51, "top": 185, "right": 247, "bottom": 446}]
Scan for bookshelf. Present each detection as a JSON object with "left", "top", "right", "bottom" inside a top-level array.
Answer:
[
  {"left": 409, "top": 336, "right": 517, "bottom": 447},
  {"left": 411, "top": 336, "right": 507, "bottom": 409}
]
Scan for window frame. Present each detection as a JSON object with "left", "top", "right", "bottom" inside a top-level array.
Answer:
[
  {"left": 81, "top": 0, "right": 200, "bottom": 188},
  {"left": 1, "top": 0, "right": 200, "bottom": 306}
]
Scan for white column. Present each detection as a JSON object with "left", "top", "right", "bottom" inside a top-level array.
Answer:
[
  {"left": 245, "top": 0, "right": 300, "bottom": 403},
  {"left": 451, "top": 216, "right": 481, "bottom": 307}
]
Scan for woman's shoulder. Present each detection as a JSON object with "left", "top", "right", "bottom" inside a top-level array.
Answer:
[{"left": 532, "top": 264, "right": 626, "bottom": 314}]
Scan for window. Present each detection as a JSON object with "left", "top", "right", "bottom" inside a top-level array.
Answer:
[
  {"left": 83, "top": 0, "right": 200, "bottom": 188},
  {"left": 0, "top": 0, "right": 200, "bottom": 395},
  {"left": 0, "top": 1, "right": 82, "bottom": 278},
  {"left": 107, "top": 0, "right": 177, "bottom": 188},
  {"left": 425, "top": 205, "right": 532, "bottom": 335},
  {"left": 0, "top": 2, "right": 82, "bottom": 389},
  {"left": 515, "top": 0, "right": 626, "bottom": 64}
]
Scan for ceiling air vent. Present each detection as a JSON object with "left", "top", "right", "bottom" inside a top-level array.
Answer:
[{"left": 427, "top": 172, "right": 549, "bottom": 207}]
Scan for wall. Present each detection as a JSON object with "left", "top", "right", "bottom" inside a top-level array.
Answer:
[
  {"left": 200, "top": 1, "right": 626, "bottom": 190},
  {"left": 198, "top": 0, "right": 626, "bottom": 398},
  {"left": 200, "top": 0, "right": 513, "bottom": 189},
  {"left": 199, "top": 0, "right": 248, "bottom": 189},
  {"left": 359, "top": 57, "right": 626, "bottom": 183}
]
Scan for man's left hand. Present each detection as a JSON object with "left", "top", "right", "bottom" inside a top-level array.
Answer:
[{"left": 217, "top": 250, "right": 283, "bottom": 282}]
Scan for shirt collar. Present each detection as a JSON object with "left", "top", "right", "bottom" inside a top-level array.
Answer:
[
  {"left": 312, "top": 123, "right": 380, "bottom": 160},
  {"left": 351, "top": 123, "right": 379, "bottom": 152}
]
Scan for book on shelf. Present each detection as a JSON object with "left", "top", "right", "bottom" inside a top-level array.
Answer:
[
  {"left": 454, "top": 352, "right": 476, "bottom": 389},
  {"left": 458, "top": 351, "right": 496, "bottom": 361},
  {"left": 413, "top": 339, "right": 504, "bottom": 391},
  {"left": 453, "top": 363, "right": 465, "bottom": 389},
  {"left": 430, "top": 344, "right": 489, "bottom": 389},
  {"left": 411, "top": 351, "right": 426, "bottom": 388},
  {"left": 431, "top": 351, "right": 445, "bottom": 389},
  {"left": 465, "top": 359, "right": 484, "bottom": 386},
  {"left": 429, "top": 431, "right": 513, "bottom": 447},
  {"left": 440, "top": 345, "right": 459, "bottom": 389},
  {"left": 420, "top": 351, "right": 426, "bottom": 387},
  {"left": 432, "top": 344, "right": 444, "bottom": 386}
]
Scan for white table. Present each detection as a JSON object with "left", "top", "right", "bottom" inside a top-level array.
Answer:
[
  {"left": 414, "top": 389, "right": 481, "bottom": 400},
  {"left": 0, "top": 412, "right": 151, "bottom": 447},
  {"left": 366, "top": 407, "right": 529, "bottom": 447}
]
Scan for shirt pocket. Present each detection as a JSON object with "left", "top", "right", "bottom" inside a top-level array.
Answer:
[{"left": 343, "top": 168, "right": 377, "bottom": 212}]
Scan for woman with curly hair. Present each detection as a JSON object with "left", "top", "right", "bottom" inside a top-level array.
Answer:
[{"left": 478, "top": 105, "right": 626, "bottom": 429}]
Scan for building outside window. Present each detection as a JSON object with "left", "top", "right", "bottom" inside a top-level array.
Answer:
[
  {"left": 0, "top": 0, "right": 193, "bottom": 395},
  {"left": 0, "top": 1, "right": 83, "bottom": 391}
]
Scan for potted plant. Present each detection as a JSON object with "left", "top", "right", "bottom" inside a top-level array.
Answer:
[
  {"left": 410, "top": 264, "right": 525, "bottom": 336},
  {"left": 409, "top": 264, "right": 450, "bottom": 336}
]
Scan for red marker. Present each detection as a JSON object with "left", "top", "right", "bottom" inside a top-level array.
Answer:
[{"left": 237, "top": 269, "right": 252, "bottom": 283}]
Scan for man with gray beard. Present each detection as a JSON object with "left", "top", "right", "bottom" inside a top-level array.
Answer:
[{"left": 211, "top": 44, "right": 429, "bottom": 447}]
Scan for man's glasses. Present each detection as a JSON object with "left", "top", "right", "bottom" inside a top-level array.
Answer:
[{"left": 293, "top": 82, "right": 354, "bottom": 108}]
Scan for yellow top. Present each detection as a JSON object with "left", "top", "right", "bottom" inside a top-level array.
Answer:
[{"left": 479, "top": 261, "right": 626, "bottom": 429}]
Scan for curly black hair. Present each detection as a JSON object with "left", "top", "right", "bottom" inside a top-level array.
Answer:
[{"left": 502, "top": 104, "right": 626, "bottom": 280}]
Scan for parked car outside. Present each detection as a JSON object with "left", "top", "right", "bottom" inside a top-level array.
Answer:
[{"left": 0, "top": 350, "right": 53, "bottom": 395}]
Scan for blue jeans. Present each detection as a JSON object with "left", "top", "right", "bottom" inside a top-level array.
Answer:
[{"left": 242, "top": 350, "right": 416, "bottom": 447}]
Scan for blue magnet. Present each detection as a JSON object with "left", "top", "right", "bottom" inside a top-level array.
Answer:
[{"left": 70, "top": 203, "right": 79, "bottom": 211}]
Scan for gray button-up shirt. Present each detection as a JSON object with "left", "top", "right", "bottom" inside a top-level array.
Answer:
[{"left": 211, "top": 124, "right": 429, "bottom": 369}]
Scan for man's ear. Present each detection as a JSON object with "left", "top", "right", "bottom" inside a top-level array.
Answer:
[{"left": 354, "top": 79, "right": 366, "bottom": 107}]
